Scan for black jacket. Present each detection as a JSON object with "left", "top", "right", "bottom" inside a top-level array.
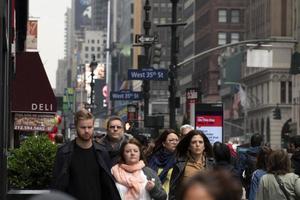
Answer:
[
  {"left": 168, "top": 157, "right": 214, "bottom": 200},
  {"left": 291, "top": 150, "right": 300, "bottom": 176},
  {"left": 51, "top": 140, "right": 121, "bottom": 200}
]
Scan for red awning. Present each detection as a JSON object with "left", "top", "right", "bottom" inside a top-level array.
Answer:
[{"left": 12, "top": 52, "right": 57, "bottom": 114}]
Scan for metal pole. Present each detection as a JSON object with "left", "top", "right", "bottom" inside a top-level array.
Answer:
[
  {"left": 90, "top": 55, "right": 96, "bottom": 113},
  {"left": 106, "top": 0, "right": 111, "bottom": 114},
  {"left": 142, "top": 0, "right": 151, "bottom": 123},
  {"left": 169, "top": 0, "right": 179, "bottom": 129},
  {"left": 0, "top": 0, "right": 9, "bottom": 198}
]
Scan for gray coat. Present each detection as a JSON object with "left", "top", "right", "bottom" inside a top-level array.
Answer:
[
  {"left": 256, "top": 173, "right": 300, "bottom": 200},
  {"left": 142, "top": 167, "right": 167, "bottom": 200}
]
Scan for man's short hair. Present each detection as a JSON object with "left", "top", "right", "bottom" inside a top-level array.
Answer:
[
  {"left": 250, "top": 133, "right": 263, "bottom": 147},
  {"left": 106, "top": 116, "right": 124, "bottom": 129},
  {"left": 74, "top": 109, "right": 94, "bottom": 127},
  {"left": 180, "top": 124, "right": 194, "bottom": 133}
]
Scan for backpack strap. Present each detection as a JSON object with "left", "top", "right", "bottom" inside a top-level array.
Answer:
[{"left": 274, "top": 175, "right": 291, "bottom": 200}]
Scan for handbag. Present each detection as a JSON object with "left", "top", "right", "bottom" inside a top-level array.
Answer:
[{"left": 274, "top": 174, "right": 290, "bottom": 200}]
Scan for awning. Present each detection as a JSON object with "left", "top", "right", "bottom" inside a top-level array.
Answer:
[{"left": 12, "top": 52, "right": 57, "bottom": 114}]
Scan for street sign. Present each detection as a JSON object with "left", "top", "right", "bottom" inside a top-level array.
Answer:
[
  {"left": 128, "top": 68, "right": 168, "bottom": 81},
  {"left": 110, "top": 91, "right": 143, "bottom": 100},
  {"left": 135, "top": 34, "right": 158, "bottom": 44}
]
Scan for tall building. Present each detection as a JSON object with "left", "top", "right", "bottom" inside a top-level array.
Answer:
[
  {"left": 91, "top": 0, "right": 108, "bottom": 30},
  {"left": 179, "top": 0, "right": 246, "bottom": 123},
  {"left": 55, "top": 59, "right": 68, "bottom": 96},
  {"left": 81, "top": 30, "right": 107, "bottom": 64},
  {"left": 240, "top": 0, "right": 296, "bottom": 147}
]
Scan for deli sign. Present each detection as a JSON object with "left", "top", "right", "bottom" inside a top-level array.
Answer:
[{"left": 12, "top": 52, "right": 57, "bottom": 114}]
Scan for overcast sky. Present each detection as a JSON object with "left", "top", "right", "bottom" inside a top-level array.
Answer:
[{"left": 29, "top": 0, "right": 71, "bottom": 88}]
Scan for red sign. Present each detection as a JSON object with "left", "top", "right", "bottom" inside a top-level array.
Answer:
[
  {"left": 12, "top": 52, "right": 57, "bottom": 113},
  {"left": 196, "top": 115, "right": 223, "bottom": 127}
]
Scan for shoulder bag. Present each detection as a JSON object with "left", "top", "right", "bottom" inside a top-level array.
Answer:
[{"left": 274, "top": 174, "right": 291, "bottom": 200}]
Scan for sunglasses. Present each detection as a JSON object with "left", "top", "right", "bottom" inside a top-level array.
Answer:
[{"left": 109, "top": 125, "right": 123, "bottom": 129}]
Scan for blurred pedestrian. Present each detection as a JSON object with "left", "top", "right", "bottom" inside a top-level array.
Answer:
[
  {"left": 111, "top": 138, "right": 167, "bottom": 200},
  {"left": 212, "top": 142, "right": 239, "bottom": 178},
  {"left": 97, "top": 116, "right": 133, "bottom": 165},
  {"left": 51, "top": 109, "right": 121, "bottom": 200},
  {"left": 178, "top": 169, "right": 243, "bottom": 200},
  {"left": 237, "top": 133, "right": 263, "bottom": 198},
  {"left": 30, "top": 190, "right": 76, "bottom": 200},
  {"left": 256, "top": 149, "right": 300, "bottom": 200},
  {"left": 291, "top": 135, "right": 300, "bottom": 176},
  {"left": 248, "top": 146, "right": 272, "bottom": 200},
  {"left": 169, "top": 130, "right": 214, "bottom": 200},
  {"left": 54, "top": 133, "right": 64, "bottom": 147},
  {"left": 148, "top": 129, "right": 179, "bottom": 194},
  {"left": 179, "top": 124, "right": 194, "bottom": 139}
]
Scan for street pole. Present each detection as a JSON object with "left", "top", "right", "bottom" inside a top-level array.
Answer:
[
  {"left": 156, "top": 1, "right": 186, "bottom": 129},
  {"left": 142, "top": 0, "right": 151, "bottom": 123},
  {"left": 168, "top": 0, "right": 178, "bottom": 129},
  {"left": 90, "top": 55, "right": 97, "bottom": 113}
]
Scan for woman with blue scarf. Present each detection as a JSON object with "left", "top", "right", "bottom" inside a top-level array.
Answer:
[{"left": 148, "top": 129, "right": 179, "bottom": 194}]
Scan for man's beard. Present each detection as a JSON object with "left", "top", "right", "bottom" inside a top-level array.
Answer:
[{"left": 77, "top": 133, "right": 93, "bottom": 142}]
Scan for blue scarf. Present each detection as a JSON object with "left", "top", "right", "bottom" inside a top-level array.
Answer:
[{"left": 148, "top": 148, "right": 176, "bottom": 184}]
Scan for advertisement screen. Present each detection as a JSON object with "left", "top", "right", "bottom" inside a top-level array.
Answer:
[{"left": 195, "top": 103, "right": 223, "bottom": 144}]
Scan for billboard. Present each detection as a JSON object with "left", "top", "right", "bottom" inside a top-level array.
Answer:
[
  {"left": 75, "top": 0, "right": 92, "bottom": 31},
  {"left": 26, "top": 20, "right": 38, "bottom": 50},
  {"left": 195, "top": 103, "right": 223, "bottom": 144}
]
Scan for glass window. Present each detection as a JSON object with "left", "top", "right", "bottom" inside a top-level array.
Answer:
[
  {"left": 231, "top": 10, "right": 240, "bottom": 23},
  {"left": 91, "top": 40, "right": 95, "bottom": 44},
  {"left": 288, "top": 81, "right": 292, "bottom": 103},
  {"left": 160, "top": 18, "right": 166, "bottom": 24},
  {"left": 85, "top": 54, "right": 88, "bottom": 59},
  {"left": 85, "top": 46, "right": 89, "bottom": 51},
  {"left": 218, "top": 10, "right": 227, "bottom": 23},
  {"left": 218, "top": 32, "right": 227, "bottom": 45},
  {"left": 97, "top": 54, "right": 101, "bottom": 59},
  {"left": 281, "top": 81, "right": 286, "bottom": 103},
  {"left": 91, "top": 46, "right": 95, "bottom": 51},
  {"left": 231, "top": 33, "right": 239, "bottom": 43},
  {"left": 97, "top": 47, "right": 101, "bottom": 51}
]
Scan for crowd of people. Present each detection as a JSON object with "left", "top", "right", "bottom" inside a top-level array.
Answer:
[{"left": 45, "top": 109, "right": 300, "bottom": 200}]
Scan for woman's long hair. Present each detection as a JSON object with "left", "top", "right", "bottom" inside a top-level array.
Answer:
[
  {"left": 256, "top": 146, "right": 272, "bottom": 170},
  {"left": 152, "top": 129, "right": 178, "bottom": 153},
  {"left": 267, "top": 149, "right": 291, "bottom": 175},
  {"left": 176, "top": 130, "right": 213, "bottom": 158}
]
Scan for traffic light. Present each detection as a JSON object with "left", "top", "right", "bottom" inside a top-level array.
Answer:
[
  {"left": 152, "top": 44, "right": 162, "bottom": 65},
  {"left": 273, "top": 105, "right": 281, "bottom": 120}
]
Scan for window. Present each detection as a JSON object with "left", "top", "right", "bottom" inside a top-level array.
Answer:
[
  {"left": 231, "top": 10, "right": 240, "bottom": 23},
  {"left": 160, "top": 18, "right": 166, "bottom": 24},
  {"left": 97, "top": 54, "right": 101, "bottom": 59},
  {"left": 97, "top": 47, "right": 101, "bottom": 51},
  {"left": 218, "top": 10, "right": 227, "bottom": 23},
  {"left": 85, "top": 46, "right": 89, "bottom": 51},
  {"left": 91, "top": 46, "right": 95, "bottom": 51},
  {"left": 218, "top": 32, "right": 227, "bottom": 45},
  {"left": 231, "top": 33, "right": 239, "bottom": 43},
  {"left": 281, "top": 81, "right": 286, "bottom": 103},
  {"left": 85, "top": 54, "right": 89, "bottom": 59},
  {"left": 288, "top": 81, "right": 292, "bottom": 103},
  {"left": 91, "top": 40, "right": 95, "bottom": 44}
]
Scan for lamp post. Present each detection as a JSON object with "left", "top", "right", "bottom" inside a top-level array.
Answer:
[{"left": 90, "top": 55, "right": 97, "bottom": 113}]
